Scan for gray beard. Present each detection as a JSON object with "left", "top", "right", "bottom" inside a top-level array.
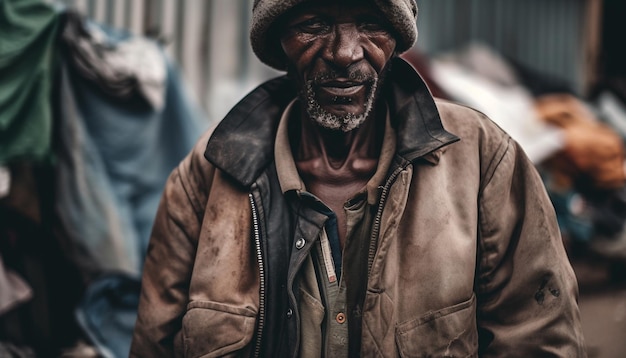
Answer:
[{"left": 303, "top": 78, "right": 378, "bottom": 132}]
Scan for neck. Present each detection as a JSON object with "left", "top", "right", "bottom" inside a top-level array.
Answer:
[
  {"left": 292, "top": 102, "right": 385, "bottom": 248},
  {"left": 295, "top": 104, "right": 385, "bottom": 171}
]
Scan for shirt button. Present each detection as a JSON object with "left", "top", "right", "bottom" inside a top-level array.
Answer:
[
  {"left": 287, "top": 308, "right": 293, "bottom": 318},
  {"left": 336, "top": 312, "right": 346, "bottom": 324},
  {"left": 295, "top": 238, "right": 306, "bottom": 249}
]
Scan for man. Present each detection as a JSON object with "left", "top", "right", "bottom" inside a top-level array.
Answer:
[{"left": 131, "top": 0, "right": 586, "bottom": 356}]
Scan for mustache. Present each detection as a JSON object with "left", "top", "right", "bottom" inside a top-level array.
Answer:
[{"left": 310, "top": 69, "right": 376, "bottom": 84}]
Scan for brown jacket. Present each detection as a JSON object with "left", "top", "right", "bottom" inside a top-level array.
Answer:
[{"left": 131, "top": 59, "right": 585, "bottom": 357}]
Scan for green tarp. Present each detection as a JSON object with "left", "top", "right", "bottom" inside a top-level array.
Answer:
[{"left": 0, "top": 0, "right": 59, "bottom": 164}]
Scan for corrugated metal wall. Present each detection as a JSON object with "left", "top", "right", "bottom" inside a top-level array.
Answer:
[
  {"left": 51, "top": 0, "right": 593, "bottom": 121},
  {"left": 416, "top": 0, "right": 589, "bottom": 93}
]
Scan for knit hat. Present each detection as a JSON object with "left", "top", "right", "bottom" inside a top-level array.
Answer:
[{"left": 250, "top": 0, "right": 418, "bottom": 71}]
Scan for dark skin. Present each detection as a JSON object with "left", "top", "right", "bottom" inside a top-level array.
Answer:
[{"left": 280, "top": 2, "right": 397, "bottom": 247}]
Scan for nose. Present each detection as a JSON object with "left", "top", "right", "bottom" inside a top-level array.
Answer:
[{"left": 323, "top": 23, "right": 364, "bottom": 69}]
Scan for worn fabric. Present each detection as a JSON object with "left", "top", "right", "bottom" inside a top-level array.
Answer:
[
  {"left": 536, "top": 94, "right": 626, "bottom": 190},
  {"left": 1, "top": 195, "right": 85, "bottom": 357},
  {"left": 0, "top": 0, "right": 59, "bottom": 164},
  {"left": 293, "top": 201, "right": 371, "bottom": 358},
  {"left": 56, "top": 56, "right": 203, "bottom": 358},
  {"left": 66, "top": 56, "right": 202, "bottom": 354},
  {"left": 55, "top": 64, "right": 138, "bottom": 278},
  {"left": 298, "top": 254, "right": 325, "bottom": 358},
  {"left": 250, "top": 0, "right": 418, "bottom": 70},
  {"left": 131, "top": 58, "right": 585, "bottom": 357},
  {"left": 0, "top": 342, "right": 36, "bottom": 358},
  {"left": 55, "top": 16, "right": 205, "bottom": 358},
  {"left": 75, "top": 274, "right": 140, "bottom": 358},
  {"left": 430, "top": 49, "right": 565, "bottom": 164},
  {"left": 61, "top": 11, "right": 167, "bottom": 110},
  {"left": 0, "top": 163, "right": 41, "bottom": 225},
  {"left": 0, "top": 254, "right": 32, "bottom": 316},
  {"left": 55, "top": 24, "right": 205, "bottom": 278},
  {"left": 275, "top": 100, "right": 396, "bottom": 356}
]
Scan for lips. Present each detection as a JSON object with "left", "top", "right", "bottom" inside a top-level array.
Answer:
[{"left": 317, "top": 81, "right": 366, "bottom": 96}]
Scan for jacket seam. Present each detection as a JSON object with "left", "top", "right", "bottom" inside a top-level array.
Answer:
[
  {"left": 479, "top": 135, "right": 512, "bottom": 195},
  {"left": 178, "top": 162, "right": 205, "bottom": 218},
  {"left": 476, "top": 136, "right": 513, "bottom": 291}
]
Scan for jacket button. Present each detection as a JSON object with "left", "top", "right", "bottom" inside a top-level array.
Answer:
[
  {"left": 295, "top": 238, "right": 306, "bottom": 249},
  {"left": 336, "top": 312, "right": 346, "bottom": 324},
  {"left": 287, "top": 308, "right": 293, "bottom": 318}
]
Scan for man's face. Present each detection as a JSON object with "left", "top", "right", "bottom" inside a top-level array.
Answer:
[{"left": 279, "top": 1, "right": 397, "bottom": 132}]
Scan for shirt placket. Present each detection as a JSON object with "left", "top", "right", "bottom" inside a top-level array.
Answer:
[{"left": 315, "top": 231, "right": 349, "bottom": 357}]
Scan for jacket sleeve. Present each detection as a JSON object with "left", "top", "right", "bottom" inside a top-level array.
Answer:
[
  {"left": 130, "top": 133, "right": 215, "bottom": 357},
  {"left": 476, "top": 136, "right": 586, "bottom": 357}
]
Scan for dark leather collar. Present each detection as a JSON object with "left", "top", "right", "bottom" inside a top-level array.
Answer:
[{"left": 204, "top": 57, "right": 459, "bottom": 188}]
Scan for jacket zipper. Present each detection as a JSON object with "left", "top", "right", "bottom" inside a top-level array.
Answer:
[
  {"left": 249, "top": 193, "right": 265, "bottom": 358},
  {"left": 367, "top": 165, "right": 405, "bottom": 274}
]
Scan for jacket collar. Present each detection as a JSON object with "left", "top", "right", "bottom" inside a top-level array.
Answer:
[{"left": 204, "top": 57, "right": 459, "bottom": 188}]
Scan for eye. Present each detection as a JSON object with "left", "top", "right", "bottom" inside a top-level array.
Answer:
[
  {"left": 357, "top": 16, "right": 389, "bottom": 34},
  {"left": 292, "top": 17, "right": 331, "bottom": 34}
]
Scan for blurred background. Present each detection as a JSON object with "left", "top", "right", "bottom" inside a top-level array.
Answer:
[{"left": 1, "top": 0, "right": 625, "bottom": 356}]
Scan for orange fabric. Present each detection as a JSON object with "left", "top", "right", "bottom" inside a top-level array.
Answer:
[{"left": 536, "top": 94, "right": 626, "bottom": 189}]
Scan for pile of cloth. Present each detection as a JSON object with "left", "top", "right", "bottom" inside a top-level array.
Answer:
[{"left": 0, "top": 1, "right": 207, "bottom": 357}]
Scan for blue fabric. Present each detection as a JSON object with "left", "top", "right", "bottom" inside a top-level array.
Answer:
[
  {"left": 549, "top": 190, "right": 594, "bottom": 243},
  {"left": 68, "top": 59, "right": 204, "bottom": 357},
  {"left": 70, "top": 58, "right": 205, "bottom": 266},
  {"left": 75, "top": 274, "right": 140, "bottom": 358},
  {"left": 57, "top": 21, "right": 207, "bottom": 357},
  {"left": 56, "top": 64, "right": 140, "bottom": 277},
  {"left": 57, "top": 55, "right": 205, "bottom": 277}
]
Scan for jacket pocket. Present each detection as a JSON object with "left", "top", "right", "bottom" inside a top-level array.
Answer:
[
  {"left": 395, "top": 294, "right": 478, "bottom": 358},
  {"left": 298, "top": 287, "right": 325, "bottom": 358},
  {"left": 182, "top": 300, "right": 257, "bottom": 358}
]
